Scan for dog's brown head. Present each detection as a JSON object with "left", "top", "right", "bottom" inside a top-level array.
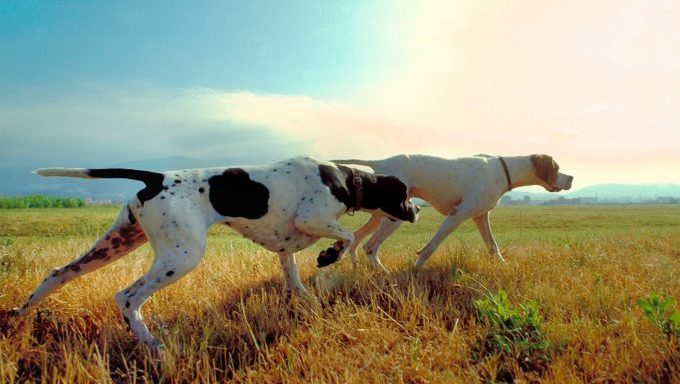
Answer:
[{"left": 530, "top": 154, "right": 573, "bottom": 192}]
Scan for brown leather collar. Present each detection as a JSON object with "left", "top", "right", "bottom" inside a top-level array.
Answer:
[
  {"left": 349, "top": 168, "right": 363, "bottom": 213},
  {"left": 498, "top": 156, "right": 512, "bottom": 192}
]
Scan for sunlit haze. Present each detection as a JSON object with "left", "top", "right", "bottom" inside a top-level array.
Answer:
[{"left": 2, "top": 1, "right": 678, "bottom": 188}]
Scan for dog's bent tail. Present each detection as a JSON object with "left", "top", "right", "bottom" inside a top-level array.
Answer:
[{"left": 34, "top": 168, "right": 165, "bottom": 204}]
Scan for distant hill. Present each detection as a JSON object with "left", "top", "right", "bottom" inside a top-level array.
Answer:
[{"left": 505, "top": 183, "right": 680, "bottom": 205}]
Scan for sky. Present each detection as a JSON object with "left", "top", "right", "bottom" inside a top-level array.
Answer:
[{"left": 1, "top": 0, "right": 679, "bottom": 188}]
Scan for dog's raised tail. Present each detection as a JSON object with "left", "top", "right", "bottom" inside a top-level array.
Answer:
[
  {"left": 34, "top": 168, "right": 163, "bottom": 183},
  {"left": 34, "top": 168, "right": 165, "bottom": 204},
  {"left": 331, "top": 159, "right": 379, "bottom": 169},
  {"left": 34, "top": 168, "right": 92, "bottom": 179}
]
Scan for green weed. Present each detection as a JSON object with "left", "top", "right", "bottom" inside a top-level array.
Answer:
[{"left": 637, "top": 291, "right": 680, "bottom": 338}]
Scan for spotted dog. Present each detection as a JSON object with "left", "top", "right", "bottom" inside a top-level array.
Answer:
[
  {"left": 334, "top": 154, "right": 573, "bottom": 270},
  {"left": 12, "top": 156, "right": 419, "bottom": 349}
]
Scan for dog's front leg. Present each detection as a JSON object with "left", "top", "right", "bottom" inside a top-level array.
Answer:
[
  {"left": 472, "top": 211, "right": 506, "bottom": 262},
  {"left": 294, "top": 216, "right": 354, "bottom": 268},
  {"left": 277, "top": 252, "right": 308, "bottom": 296}
]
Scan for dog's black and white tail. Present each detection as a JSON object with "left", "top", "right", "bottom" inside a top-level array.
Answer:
[
  {"left": 35, "top": 167, "right": 163, "bottom": 183},
  {"left": 35, "top": 168, "right": 165, "bottom": 204}
]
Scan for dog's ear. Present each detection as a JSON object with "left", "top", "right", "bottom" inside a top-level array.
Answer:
[{"left": 530, "top": 154, "right": 558, "bottom": 185}]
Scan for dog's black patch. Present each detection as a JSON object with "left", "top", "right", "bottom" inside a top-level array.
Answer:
[
  {"left": 318, "top": 164, "right": 355, "bottom": 209},
  {"left": 166, "top": 271, "right": 175, "bottom": 277},
  {"left": 317, "top": 247, "right": 340, "bottom": 268},
  {"left": 88, "top": 168, "right": 165, "bottom": 205},
  {"left": 208, "top": 168, "right": 269, "bottom": 219}
]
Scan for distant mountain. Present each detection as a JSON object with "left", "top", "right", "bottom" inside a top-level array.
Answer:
[
  {"left": 504, "top": 183, "right": 680, "bottom": 204},
  {"left": 566, "top": 183, "right": 680, "bottom": 199}
]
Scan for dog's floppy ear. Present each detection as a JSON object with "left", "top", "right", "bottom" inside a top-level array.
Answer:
[{"left": 530, "top": 154, "right": 558, "bottom": 185}]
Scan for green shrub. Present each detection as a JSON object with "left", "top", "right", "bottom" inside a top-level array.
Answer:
[
  {"left": 637, "top": 292, "right": 680, "bottom": 338},
  {"left": 473, "top": 289, "right": 554, "bottom": 380},
  {"left": 0, "top": 195, "right": 86, "bottom": 209}
]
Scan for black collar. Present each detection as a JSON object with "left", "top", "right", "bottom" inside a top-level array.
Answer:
[{"left": 498, "top": 156, "right": 512, "bottom": 192}]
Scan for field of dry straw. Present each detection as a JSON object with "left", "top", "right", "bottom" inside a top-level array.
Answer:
[{"left": 0, "top": 205, "right": 678, "bottom": 383}]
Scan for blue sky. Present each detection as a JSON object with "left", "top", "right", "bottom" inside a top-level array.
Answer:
[
  {"left": 1, "top": 1, "right": 380, "bottom": 97},
  {"left": 1, "top": 1, "right": 679, "bottom": 186}
]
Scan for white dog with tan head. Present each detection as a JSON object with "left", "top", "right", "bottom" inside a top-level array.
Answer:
[{"left": 334, "top": 154, "right": 573, "bottom": 270}]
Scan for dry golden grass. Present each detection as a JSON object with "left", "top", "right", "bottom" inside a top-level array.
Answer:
[{"left": 0, "top": 205, "right": 678, "bottom": 383}]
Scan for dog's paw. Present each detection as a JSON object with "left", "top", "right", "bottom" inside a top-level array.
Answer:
[{"left": 316, "top": 247, "right": 340, "bottom": 268}]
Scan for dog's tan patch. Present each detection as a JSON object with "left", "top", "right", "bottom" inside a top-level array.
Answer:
[{"left": 530, "top": 154, "right": 558, "bottom": 186}]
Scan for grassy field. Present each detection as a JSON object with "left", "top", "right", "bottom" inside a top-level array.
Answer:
[{"left": 0, "top": 205, "right": 678, "bottom": 383}]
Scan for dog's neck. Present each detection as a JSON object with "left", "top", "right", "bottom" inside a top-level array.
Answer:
[{"left": 499, "top": 156, "right": 544, "bottom": 190}]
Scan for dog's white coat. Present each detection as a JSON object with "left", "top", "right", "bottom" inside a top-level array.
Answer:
[{"left": 337, "top": 154, "right": 573, "bottom": 270}]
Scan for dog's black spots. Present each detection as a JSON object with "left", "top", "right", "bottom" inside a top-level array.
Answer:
[
  {"left": 170, "top": 192, "right": 175, "bottom": 196},
  {"left": 317, "top": 247, "right": 340, "bottom": 268},
  {"left": 123, "top": 316, "right": 130, "bottom": 326},
  {"left": 160, "top": 196, "right": 166, "bottom": 199},
  {"left": 29, "top": 294, "right": 34, "bottom": 299},
  {"left": 127, "top": 208, "right": 137, "bottom": 225},
  {"left": 111, "top": 237, "right": 122, "bottom": 249},
  {"left": 124, "top": 289, "right": 130, "bottom": 294},
  {"left": 156, "top": 278, "right": 161, "bottom": 283},
  {"left": 88, "top": 168, "right": 164, "bottom": 206},
  {"left": 166, "top": 271, "right": 175, "bottom": 277},
  {"left": 174, "top": 179, "right": 182, "bottom": 183},
  {"left": 69, "top": 264, "right": 82, "bottom": 272},
  {"left": 301, "top": 197, "right": 305, "bottom": 201},
  {"left": 286, "top": 171, "right": 290, "bottom": 174},
  {"left": 163, "top": 186, "right": 169, "bottom": 191},
  {"left": 273, "top": 168, "right": 278, "bottom": 172},
  {"left": 199, "top": 187, "right": 205, "bottom": 193},
  {"left": 208, "top": 168, "right": 269, "bottom": 219},
  {"left": 52, "top": 271, "right": 58, "bottom": 277},
  {"left": 304, "top": 176, "right": 309, "bottom": 180},
  {"left": 125, "top": 301, "right": 130, "bottom": 308},
  {"left": 79, "top": 247, "right": 110, "bottom": 265}
]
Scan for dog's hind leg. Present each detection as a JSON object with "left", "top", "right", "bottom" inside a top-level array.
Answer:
[
  {"left": 114, "top": 221, "right": 207, "bottom": 349},
  {"left": 415, "top": 211, "right": 468, "bottom": 269},
  {"left": 362, "top": 218, "right": 403, "bottom": 272},
  {"left": 13, "top": 205, "right": 147, "bottom": 314},
  {"left": 348, "top": 214, "right": 382, "bottom": 266}
]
